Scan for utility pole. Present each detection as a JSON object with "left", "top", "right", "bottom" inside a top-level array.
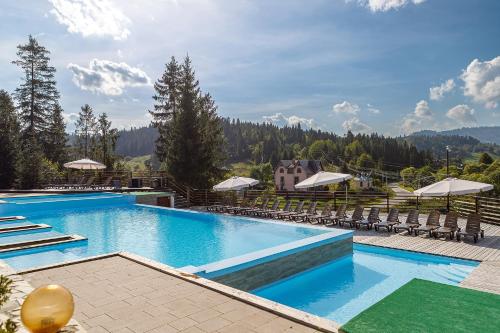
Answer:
[
  {"left": 446, "top": 145, "right": 450, "bottom": 177},
  {"left": 445, "top": 145, "right": 451, "bottom": 211}
]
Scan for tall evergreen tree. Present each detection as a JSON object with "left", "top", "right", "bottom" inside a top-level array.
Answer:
[
  {"left": 96, "top": 113, "right": 119, "bottom": 168},
  {"left": 150, "top": 56, "right": 226, "bottom": 187},
  {"left": 12, "top": 35, "right": 59, "bottom": 142},
  {"left": 18, "top": 137, "right": 44, "bottom": 189},
  {"left": 75, "top": 104, "right": 97, "bottom": 158},
  {"left": 45, "top": 103, "right": 67, "bottom": 165},
  {"left": 150, "top": 56, "right": 181, "bottom": 162},
  {"left": 0, "top": 91, "right": 20, "bottom": 188}
]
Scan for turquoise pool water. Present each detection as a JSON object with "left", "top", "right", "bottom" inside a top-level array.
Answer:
[
  {"left": 253, "top": 243, "right": 478, "bottom": 324},
  {"left": 0, "top": 193, "right": 479, "bottom": 324},
  {"left": 0, "top": 199, "right": 326, "bottom": 270}
]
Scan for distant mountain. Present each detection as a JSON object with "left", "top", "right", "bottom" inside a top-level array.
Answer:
[
  {"left": 412, "top": 126, "right": 500, "bottom": 144},
  {"left": 404, "top": 132, "right": 500, "bottom": 162}
]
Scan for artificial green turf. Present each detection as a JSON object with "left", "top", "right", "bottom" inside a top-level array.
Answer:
[{"left": 341, "top": 279, "right": 500, "bottom": 333}]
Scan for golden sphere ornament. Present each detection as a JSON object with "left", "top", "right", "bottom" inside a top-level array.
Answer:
[{"left": 21, "top": 284, "right": 75, "bottom": 333}]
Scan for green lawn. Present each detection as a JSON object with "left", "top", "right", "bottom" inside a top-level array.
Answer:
[
  {"left": 123, "top": 155, "right": 151, "bottom": 171},
  {"left": 341, "top": 279, "right": 500, "bottom": 333},
  {"left": 463, "top": 152, "right": 500, "bottom": 164}
]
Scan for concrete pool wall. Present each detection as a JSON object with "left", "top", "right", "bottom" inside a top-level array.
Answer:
[{"left": 186, "top": 229, "right": 353, "bottom": 291}]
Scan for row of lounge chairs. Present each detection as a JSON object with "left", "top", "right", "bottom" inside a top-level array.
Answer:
[
  {"left": 207, "top": 198, "right": 485, "bottom": 243},
  {"left": 45, "top": 176, "right": 114, "bottom": 190}
]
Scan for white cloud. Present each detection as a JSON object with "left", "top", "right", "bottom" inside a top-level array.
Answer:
[
  {"left": 68, "top": 59, "right": 152, "bottom": 96},
  {"left": 49, "top": 0, "right": 130, "bottom": 40},
  {"left": 401, "top": 116, "right": 421, "bottom": 134},
  {"left": 351, "top": 0, "right": 427, "bottom": 12},
  {"left": 446, "top": 104, "right": 476, "bottom": 124},
  {"left": 399, "top": 100, "right": 434, "bottom": 134},
  {"left": 414, "top": 100, "right": 433, "bottom": 118},
  {"left": 429, "top": 79, "right": 455, "bottom": 101},
  {"left": 263, "top": 113, "right": 316, "bottom": 129},
  {"left": 342, "top": 117, "right": 371, "bottom": 133},
  {"left": 62, "top": 112, "right": 79, "bottom": 124},
  {"left": 367, "top": 107, "right": 381, "bottom": 114},
  {"left": 332, "top": 101, "right": 360, "bottom": 115},
  {"left": 461, "top": 56, "right": 500, "bottom": 109}
]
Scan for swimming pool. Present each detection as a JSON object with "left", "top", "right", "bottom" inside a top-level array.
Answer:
[
  {"left": 253, "top": 243, "right": 479, "bottom": 324},
  {"left": 0, "top": 196, "right": 329, "bottom": 270},
  {"left": 0, "top": 193, "right": 480, "bottom": 325}
]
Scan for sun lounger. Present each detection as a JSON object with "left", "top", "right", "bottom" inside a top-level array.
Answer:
[
  {"left": 278, "top": 201, "right": 304, "bottom": 220},
  {"left": 232, "top": 198, "right": 258, "bottom": 215},
  {"left": 308, "top": 203, "right": 332, "bottom": 224},
  {"left": 393, "top": 209, "right": 420, "bottom": 235},
  {"left": 457, "top": 213, "right": 484, "bottom": 243},
  {"left": 339, "top": 206, "right": 364, "bottom": 228},
  {"left": 235, "top": 197, "right": 260, "bottom": 215},
  {"left": 291, "top": 202, "right": 318, "bottom": 222},
  {"left": 95, "top": 176, "right": 113, "bottom": 190},
  {"left": 60, "top": 176, "right": 86, "bottom": 189},
  {"left": 267, "top": 200, "right": 291, "bottom": 219},
  {"left": 211, "top": 197, "right": 235, "bottom": 213},
  {"left": 251, "top": 199, "right": 276, "bottom": 216},
  {"left": 414, "top": 210, "right": 441, "bottom": 237},
  {"left": 354, "top": 207, "right": 380, "bottom": 230},
  {"left": 76, "top": 176, "right": 95, "bottom": 189},
  {"left": 374, "top": 208, "right": 399, "bottom": 232},
  {"left": 433, "top": 211, "right": 459, "bottom": 240},
  {"left": 323, "top": 204, "right": 347, "bottom": 226},
  {"left": 225, "top": 198, "right": 249, "bottom": 214},
  {"left": 244, "top": 198, "right": 270, "bottom": 216}
]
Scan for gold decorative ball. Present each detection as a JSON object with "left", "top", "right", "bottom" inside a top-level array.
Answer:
[{"left": 21, "top": 284, "right": 75, "bottom": 333}]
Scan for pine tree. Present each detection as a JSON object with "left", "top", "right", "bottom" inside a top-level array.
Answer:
[
  {"left": 96, "top": 113, "right": 119, "bottom": 168},
  {"left": 45, "top": 103, "right": 67, "bottom": 165},
  {"left": 18, "top": 136, "right": 44, "bottom": 189},
  {"left": 150, "top": 56, "right": 181, "bottom": 162},
  {"left": 150, "top": 56, "right": 226, "bottom": 187},
  {"left": 75, "top": 104, "right": 97, "bottom": 158},
  {"left": 12, "top": 35, "right": 59, "bottom": 143},
  {"left": 0, "top": 90, "right": 20, "bottom": 188}
]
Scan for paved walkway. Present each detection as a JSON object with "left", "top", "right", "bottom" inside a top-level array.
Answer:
[{"left": 23, "top": 255, "right": 331, "bottom": 333}]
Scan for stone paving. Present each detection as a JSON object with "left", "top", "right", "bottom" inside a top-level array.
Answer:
[
  {"left": 0, "top": 261, "right": 86, "bottom": 333},
  {"left": 22, "top": 255, "right": 331, "bottom": 333}
]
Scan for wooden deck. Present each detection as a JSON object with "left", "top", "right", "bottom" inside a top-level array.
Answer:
[{"left": 349, "top": 217, "right": 500, "bottom": 261}]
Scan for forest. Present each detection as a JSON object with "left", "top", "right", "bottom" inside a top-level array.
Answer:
[{"left": 116, "top": 118, "right": 434, "bottom": 172}]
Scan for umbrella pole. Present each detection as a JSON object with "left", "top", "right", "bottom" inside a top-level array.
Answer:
[
  {"left": 447, "top": 194, "right": 450, "bottom": 212},
  {"left": 345, "top": 180, "right": 348, "bottom": 206}
]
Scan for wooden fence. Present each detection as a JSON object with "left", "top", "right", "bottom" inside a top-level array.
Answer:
[
  {"left": 190, "top": 189, "right": 500, "bottom": 225},
  {"left": 40, "top": 172, "right": 500, "bottom": 225}
]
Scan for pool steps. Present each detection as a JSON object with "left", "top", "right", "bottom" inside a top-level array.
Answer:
[
  {"left": 0, "top": 216, "right": 26, "bottom": 222},
  {"left": 0, "top": 234, "right": 87, "bottom": 253},
  {"left": 0, "top": 223, "right": 51, "bottom": 235}
]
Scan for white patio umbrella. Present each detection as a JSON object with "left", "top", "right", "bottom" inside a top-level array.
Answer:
[
  {"left": 414, "top": 177, "right": 493, "bottom": 210},
  {"left": 213, "top": 176, "right": 259, "bottom": 191},
  {"left": 63, "top": 159, "right": 106, "bottom": 170},
  {"left": 295, "top": 171, "right": 352, "bottom": 201}
]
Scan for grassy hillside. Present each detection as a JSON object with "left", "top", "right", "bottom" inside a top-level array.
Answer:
[{"left": 122, "top": 155, "right": 151, "bottom": 171}]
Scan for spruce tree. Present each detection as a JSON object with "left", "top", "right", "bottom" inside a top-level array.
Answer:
[
  {"left": 45, "top": 103, "right": 67, "bottom": 165},
  {"left": 96, "top": 113, "right": 119, "bottom": 168},
  {"left": 12, "top": 35, "right": 60, "bottom": 143},
  {"left": 18, "top": 136, "right": 44, "bottom": 189},
  {"left": 150, "top": 56, "right": 181, "bottom": 162},
  {"left": 150, "top": 56, "right": 226, "bottom": 187},
  {"left": 0, "top": 90, "right": 20, "bottom": 188},
  {"left": 75, "top": 104, "right": 97, "bottom": 158}
]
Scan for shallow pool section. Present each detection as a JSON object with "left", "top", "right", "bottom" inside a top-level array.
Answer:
[
  {"left": 252, "top": 244, "right": 479, "bottom": 324},
  {"left": 0, "top": 203, "right": 329, "bottom": 270}
]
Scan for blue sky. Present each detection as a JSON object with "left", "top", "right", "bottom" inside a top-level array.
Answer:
[{"left": 1, "top": 0, "right": 499, "bottom": 135}]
